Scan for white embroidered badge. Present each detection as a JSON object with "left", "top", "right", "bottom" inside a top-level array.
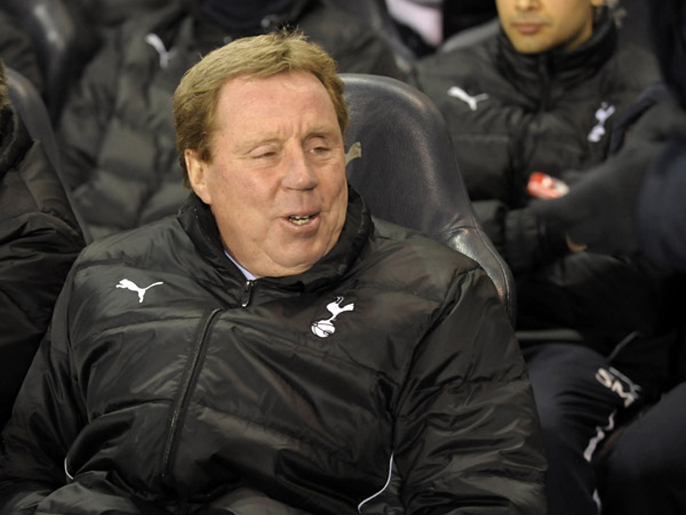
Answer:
[
  {"left": 311, "top": 296, "right": 355, "bottom": 338},
  {"left": 588, "top": 102, "right": 616, "bottom": 142}
]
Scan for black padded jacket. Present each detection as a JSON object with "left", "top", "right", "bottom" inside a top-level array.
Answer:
[
  {"left": 0, "top": 190, "right": 546, "bottom": 514},
  {"left": 0, "top": 105, "right": 84, "bottom": 430}
]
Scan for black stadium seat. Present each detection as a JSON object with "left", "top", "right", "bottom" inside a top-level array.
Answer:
[
  {"left": 341, "top": 73, "right": 516, "bottom": 322},
  {"left": 7, "top": 67, "right": 90, "bottom": 241},
  {"left": 3, "top": 0, "right": 99, "bottom": 123}
]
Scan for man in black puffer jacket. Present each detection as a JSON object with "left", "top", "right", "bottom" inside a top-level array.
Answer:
[
  {"left": 57, "top": 0, "right": 406, "bottom": 242},
  {"left": 0, "top": 61, "right": 84, "bottom": 430},
  {"left": 416, "top": 1, "right": 679, "bottom": 514},
  {"left": 0, "top": 33, "right": 546, "bottom": 514}
]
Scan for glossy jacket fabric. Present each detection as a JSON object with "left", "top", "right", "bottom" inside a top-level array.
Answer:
[
  {"left": 0, "top": 105, "right": 84, "bottom": 430},
  {"left": 56, "top": 0, "right": 405, "bottom": 241},
  {"left": 0, "top": 190, "right": 546, "bottom": 514}
]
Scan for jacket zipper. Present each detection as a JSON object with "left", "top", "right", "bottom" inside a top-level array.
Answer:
[
  {"left": 161, "top": 307, "right": 222, "bottom": 483},
  {"left": 240, "top": 279, "right": 255, "bottom": 307}
]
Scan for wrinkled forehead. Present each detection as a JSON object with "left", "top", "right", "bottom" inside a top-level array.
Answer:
[{"left": 210, "top": 71, "right": 342, "bottom": 141}]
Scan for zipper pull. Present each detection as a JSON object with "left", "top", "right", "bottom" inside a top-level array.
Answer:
[{"left": 240, "top": 280, "right": 254, "bottom": 308}]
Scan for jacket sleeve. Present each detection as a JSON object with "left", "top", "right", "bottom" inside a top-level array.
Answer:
[
  {"left": 530, "top": 98, "right": 686, "bottom": 257},
  {"left": 0, "top": 210, "right": 83, "bottom": 430},
  {"left": 0, "top": 269, "right": 87, "bottom": 514},
  {"left": 0, "top": 136, "right": 85, "bottom": 429},
  {"left": 472, "top": 199, "right": 569, "bottom": 273},
  {"left": 392, "top": 266, "right": 547, "bottom": 514},
  {"left": 636, "top": 138, "right": 686, "bottom": 270}
]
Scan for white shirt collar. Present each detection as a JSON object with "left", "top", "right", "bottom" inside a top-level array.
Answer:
[{"left": 224, "top": 250, "right": 257, "bottom": 281}]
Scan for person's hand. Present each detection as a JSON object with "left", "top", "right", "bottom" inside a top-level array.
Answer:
[{"left": 566, "top": 234, "right": 587, "bottom": 253}]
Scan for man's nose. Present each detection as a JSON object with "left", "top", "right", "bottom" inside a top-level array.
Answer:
[
  {"left": 515, "top": 0, "right": 540, "bottom": 10},
  {"left": 282, "top": 147, "right": 318, "bottom": 190}
]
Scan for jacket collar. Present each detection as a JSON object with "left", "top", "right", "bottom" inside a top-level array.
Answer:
[
  {"left": 177, "top": 185, "right": 372, "bottom": 292},
  {"left": 496, "top": 9, "right": 618, "bottom": 103}
]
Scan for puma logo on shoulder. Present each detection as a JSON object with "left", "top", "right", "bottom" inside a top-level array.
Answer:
[
  {"left": 447, "top": 86, "right": 489, "bottom": 111},
  {"left": 116, "top": 279, "right": 164, "bottom": 303}
]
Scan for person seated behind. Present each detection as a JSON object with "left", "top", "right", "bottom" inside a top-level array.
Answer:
[
  {"left": 0, "top": 60, "right": 84, "bottom": 431},
  {"left": 415, "top": 0, "right": 679, "bottom": 514},
  {"left": 56, "top": 0, "right": 406, "bottom": 242},
  {"left": 0, "top": 32, "right": 546, "bottom": 514},
  {"left": 0, "top": 10, "right": 45, "bottom": 97}
]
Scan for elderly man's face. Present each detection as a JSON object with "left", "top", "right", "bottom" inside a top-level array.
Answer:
[
  {"left": 185, "top": 70, "right": 348, "bottom": 278},
  {"left": 496, "top": 0, "right": 603, "bottom": 54}
]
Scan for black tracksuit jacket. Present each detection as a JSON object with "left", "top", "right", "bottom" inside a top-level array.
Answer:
[{"left": 0, "top": 190, "right": 546, "bottom": 514}]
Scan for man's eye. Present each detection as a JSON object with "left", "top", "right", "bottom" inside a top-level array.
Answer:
[{"left": 311, "top": 146, "right": 330, "bottom": 154}]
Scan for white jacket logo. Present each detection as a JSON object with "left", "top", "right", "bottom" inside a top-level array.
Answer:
[
  {"left": 595, "top": 367, "right": 640, "bottom": 407},
  {"left": 311, "top": 296, "right": 355, "bottom": 338},
  {"left": 588, "top": 102, "right": 616, "bottom": 142},
  {"left": 447, "top": 86, "right": 489, "bottom": 111},
  {"left": 116, "top": 279, "right": 164, "bottom": 303},
  {"left": 144, "top": 33, "right": 173, "bottom": 68}
]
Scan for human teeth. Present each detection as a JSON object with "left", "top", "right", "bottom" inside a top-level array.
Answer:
[{"left": 288, "top": 215, "right": 312, "bottom": 225}]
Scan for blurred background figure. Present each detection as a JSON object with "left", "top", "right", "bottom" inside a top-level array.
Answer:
[
  {"left": 529, "top": 1, "right": 686, "bottom": 513},
  {"left": 65, "top": 0, "right": 168, "bottom": 34},
  {"left": 533, "top": 0, "right": 686, "bottom": 515},
  {"left": 531, "top": 0, "right": 686, "bottom": 270},
  {"left": 0, "top": 59, "right": 84, "bottom": 430}
]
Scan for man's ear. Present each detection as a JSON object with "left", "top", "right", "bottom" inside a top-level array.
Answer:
[{"left": 185, "top": 149, "right": 212, "bottom": 205}]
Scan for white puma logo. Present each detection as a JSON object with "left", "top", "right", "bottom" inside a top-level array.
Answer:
[
  {"left": 447, "top": 86, "right": 489, "bottom": 111},
  {"left": 311, "top": 296, "right": 355, "bottom": 338},
  {"left": 116, "top": 279, "right": 164, "bottom": 303},
  {"left": 144, "top": 33, "right": 173, "bottom": 68}
]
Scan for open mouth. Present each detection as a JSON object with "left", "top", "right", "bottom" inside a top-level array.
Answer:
[{"left": 287, "top": 214, "right": 316, "bottom": 226}]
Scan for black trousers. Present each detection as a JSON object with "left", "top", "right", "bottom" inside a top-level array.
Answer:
[
  {"left": 599, "top": 381, "right": 686, "bottom": 515},
  {"left": 522, "top": 343, "right": 641, "bottom": 515}
]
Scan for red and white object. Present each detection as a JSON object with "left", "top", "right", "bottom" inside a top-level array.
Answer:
[{"left": 527, "top": 172, "right": 570, "bottom": 200}]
